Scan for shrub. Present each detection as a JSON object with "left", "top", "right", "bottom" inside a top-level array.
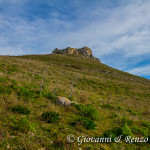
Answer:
[
  {"left": 17, "top": 87, "right": 34, "bottom": 101},
  {"left": 16, "top": 117, "right": 35, "bottom": 133},
  {"left": 41, "top": 111, "right": 60, "bottom": 123},
  {"left": 46, "top": 92, "right": 56, "bottom": 100},
  {"left": 103, "top": 123, "right": 133, "bottom": 141},
  {"left": 10, "top": 105, "right": 30, "bottom": 115},
  {"left": 103, "top": 127, "right": 119, "bottom": 141},
  {"left": 120, "top": 123, "right": 133, "bottom": 137},
  {"left": 141, "top": 121, "right": 150, "bottom": 129},
  {"left": 73, "top": 104, "right": 99, "bottom": 120},
  {"left": 122, "top": 117, "right": 133, "bottom": 126},
  {"left": 71, "top": 116, "right": 96, "bottom": 130},
  {"left": 131, "top": 125, "right": 149, "bottom": 136},
  {"left": 41, "top": 91, "right": 56, "bottom": 102}
]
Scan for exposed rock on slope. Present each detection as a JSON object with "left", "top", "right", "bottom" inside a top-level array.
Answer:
[
  {"left": 52, "top": 46, "right": 100, "bottom": 62},
  {"left": 56, "top": 96, "right": 72, "bottom": 106}
]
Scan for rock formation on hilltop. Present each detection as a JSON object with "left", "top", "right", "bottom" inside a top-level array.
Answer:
[{"left": 52, "top": 46, "right": 100, "bottom": 62}]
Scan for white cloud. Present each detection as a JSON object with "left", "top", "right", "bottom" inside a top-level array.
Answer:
[
  {"left": 0, "top": 0, "right": 150, "bottom": 56},
  {"left": 127, "top": 65, "right": 150, "bottom": 76}
]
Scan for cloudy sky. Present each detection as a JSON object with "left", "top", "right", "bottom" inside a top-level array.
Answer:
[{"left": 0, "top": 0, "right": 150, "bottom": 79}]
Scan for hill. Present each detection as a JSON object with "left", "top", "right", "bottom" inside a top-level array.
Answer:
[{"left": 0, "top": 54, "right": 150, "bottom": 150}]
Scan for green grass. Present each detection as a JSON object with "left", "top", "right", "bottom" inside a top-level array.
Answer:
[{"left": 0, "top": 54, "right": 150, "bottom": 150}]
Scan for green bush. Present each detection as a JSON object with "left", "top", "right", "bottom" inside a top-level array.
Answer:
[
  {"left": 103, "top": 123, "right": 133, "bottom": 141},
  {"left": 46, "top": 92, "right": 56, "bottom": 100},
  {"left": 17, "top": 87, "right": 34, "bottom": 101},
  {"left": 103, "top": 127, "right": 119, "bottom": 141},
  {"left": 131, "top": 125, "right": 149, "bottom": 136},
  {"left": 41, "top": 111, "right": 60, "bottom": 123},
  {"left": 10, "top": 105, "right": 30, "bottom": 115},
  {"left": 120, "top": 123, "right": 133, "bottom": 137},
  {"left": 16, "top": 117, "right": 35, "bottom": 133},
  {"left": 122, "top": 117, "right": 133, "bottom": 126},
  {"left": 141, "top": 121, "right": 150, "bottom": 129},
  {"left": 73, "top": 104, "right": 99, "bottom": 120},
  {"left": 71, "top": 116, "right": 96, "bottom": 130},
  {"left": 41, "top": 91, "right": 56, "bottom": 102}
]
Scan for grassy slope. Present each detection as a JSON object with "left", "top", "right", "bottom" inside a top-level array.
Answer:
[{"left": 0, "top": 54, "right": 150, "bottom": 150}]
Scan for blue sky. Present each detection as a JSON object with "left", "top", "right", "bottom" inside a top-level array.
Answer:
[{"left": 0, "top": 0, "right": 150, "bottom": 79}]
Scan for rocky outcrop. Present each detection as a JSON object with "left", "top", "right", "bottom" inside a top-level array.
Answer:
[
  {"left": 52, "top": 46, "right": 100, "bottom": 62},
  {"left": 55, "top": 96, "right": 72, "bottom": 106}
]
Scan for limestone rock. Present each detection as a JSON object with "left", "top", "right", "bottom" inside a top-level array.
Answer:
[
  {"left": 77, "top": 46, "right": 93, "bottom": 58},
  {"left": 52, "top": 46, "right": 101, "bottom": 62},
  {"left": 56, "top": 96, "right": 72, "bottom": 106},
  {"left": 52, "top": 48, "right": 63, "bottom": 54}
]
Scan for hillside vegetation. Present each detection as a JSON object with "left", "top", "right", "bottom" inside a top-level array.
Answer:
[{"left": 0, "top": 54, "right": 150, "bottom": 150}]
